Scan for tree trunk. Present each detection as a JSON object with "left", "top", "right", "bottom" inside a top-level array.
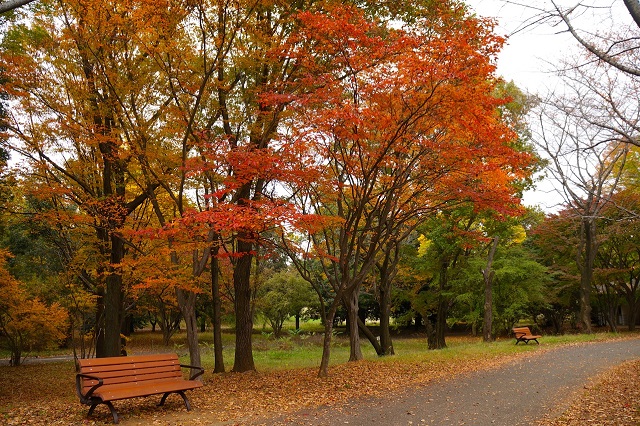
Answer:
[
  {"left": 378, "top": 282, "right": 394, "bottom": 355},
  {"left": 426, "top": 314, "right": 437, "bottom": 349},
  {"left": 428, "top": 260, "right": 450, "bottom": 350},
  {"left": 95, "top": 290, "right": 106, "bottom": 357},
  {"left": 121, "top": 314, "right": 133, "bottom": 337},
  {"left": 550, "top": 308, "right": 565, "bottom": 335},
  {"left": 346, "top": 289, "right": 363, "bottom": 361},
  {"left": 357, "top": 318, "right": 383, "bottom": 355},
  {"left": 211, "top": 253, "right": 225, "bottom": 373},
  {"left": 377, "top": 243, "right": 399, "bottom": 356},
  {"left": 102, "top": 234, "right": 126, "bottom": 357},
  {"left": 232, "top": 239, "right": 256, "bottom": 372},
  {"left": 623, "top": 274, "right": 639, "bottom": 332},
  {"left": 628, "top": 300, "right": 638, "bottom": 332},
  {"left": 607, "top": 304, "right": 618, "bottom": 333},
  {"left": 103, "top": 273, "right": 123, "bottom": 357},
  {"left": 9, "top": 333, "right": 22, "bottom": 366},
  {"left": 579, "top": 219, "right": 595, "bottom": 333},
  {"left": 623, "top": 0, "right": 640, "bottom": 29},
  {"left": 414, "top": 313, "right": 423, "bottom": 330},
  {"left": 482, "top": 237, "right": 499, "bottom": 343},
  {"left": 434, "top": 298, "right": 448, "bottom": 349},
  {"left": 318, "top": 298, "right": 341, "bottom": 377},
  {"left": 176, "top": 288, "right": 202, "bottom": 378},
  {"left": 10, "top": 349, "right": 21, "bottom": 366},
  {"left": 0, "top": 0, "right": 37, "bottom": 14}
]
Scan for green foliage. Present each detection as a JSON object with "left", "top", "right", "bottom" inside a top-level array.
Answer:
[
  {"left": 492, "top": 81, "right": 545, "bottom": 196},
  {"left": 256, "top": 269, "right": 318, "bottom": 337},
  {"left": 451, "top": 245, "right": 548, "bottom": 335},
  {"left": 1, "top": 22, "right": 50, "bottom": 54}
]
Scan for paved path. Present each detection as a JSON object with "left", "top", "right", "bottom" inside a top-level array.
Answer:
[{"left": 247, "top": 338, "right": 640, "bottom": 426}]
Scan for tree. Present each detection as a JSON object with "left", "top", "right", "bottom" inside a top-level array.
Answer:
[
  {"left": 256, "top": 269, "right": 316, "bottom": 337},
  {"left": 449, "top": 240, "right": 547, "bottom": 336},
  {"left": 374, "top": 236, "right": 403, "bottom": 355},
  {"left": 152, "top": 0, "right": 355, "bottom": 374},
  {"left": 0, "top": 249, "right": 68, "bottom": 365},
  {"left": 280, "top": 2, "right": 533, "bottom": 376},
  {"left": 412, "top": 209, "right": 479, "bottom": 349},
  {"left": 0, "top": 0, "right": 179, "bottom": 357},
  {"left": 550, "top": 0, "right": 640, "bottom": 79},
  {"left": 378, "top": 80, "right": 537, "bottom": 351},
  {"left": 482, "top": 236, "right": 499, "bottom": 342},
  {"left": 595, "top": 188, "right": 640, "bottom": 330},
  {"left": 412, "top": 207, "right": 537, "bottom": 345},
  {"left": 534, "top": 79, "right": 630, "bottom": 332},
  {"left": 530, "top": 208, "right": 585, "bottom": 330}
]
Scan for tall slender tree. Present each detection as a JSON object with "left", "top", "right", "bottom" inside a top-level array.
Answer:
[
  {"left": 0, "top": 0, "right": 188, "bottom": 356},
  {"left": 535, "top": 85, "right": 629, "bottom": 331}
]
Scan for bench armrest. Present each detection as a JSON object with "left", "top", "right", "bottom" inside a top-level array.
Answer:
[
  {"left": 181, "top": 364, "right": 205, "bottom": 381},
  {"left": 76, "top": 373, "right": 104, "bottom": 402}
]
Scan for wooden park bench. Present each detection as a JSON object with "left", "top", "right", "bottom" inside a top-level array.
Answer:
[
  {"left": 512, "top": 326, "right": 542, "bottom": 345},
  {"left": 75, "top": 353, "right": 204, "bottom": 424}
]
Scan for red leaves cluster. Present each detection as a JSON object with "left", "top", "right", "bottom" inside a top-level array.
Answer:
[{"left": 274, "top": 3, "right": 534, "bottom": 242}]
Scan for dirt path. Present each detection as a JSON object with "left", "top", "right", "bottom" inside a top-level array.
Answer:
[{"left": 242, "top": 338, "right": 640, "bottom": 426}]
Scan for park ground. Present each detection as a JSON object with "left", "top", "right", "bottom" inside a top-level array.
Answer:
[
  {"left": 543, "top": 356, "right": 640, "bottom": 425},
  {"left": 0, "top": 330, "right": 639, "bottom": 425}
]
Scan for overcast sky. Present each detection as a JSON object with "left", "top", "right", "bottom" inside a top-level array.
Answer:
[
  {"left": 465, "top": 1, "right": 633, "bottom": 211},
  {"left": 466, "top": 1, "right": 631, "bottom": 93},
  {"left": 467, "top": 0, "right": 571, "bottom": 94}
]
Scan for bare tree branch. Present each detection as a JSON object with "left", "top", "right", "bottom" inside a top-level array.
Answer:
[
  {"left": 0, "top": 0, "right": 37, "bottom": 14},
  {"left": 551, "top": 0, "right": 640, "bottom": 77}
]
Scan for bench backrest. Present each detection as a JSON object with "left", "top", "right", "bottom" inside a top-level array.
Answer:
[
  {"left": 78, "top": 353, "right": 183, "bottom": 394},
  {"left": 512, "top": 327, "right": 533, "bottom": 337}
]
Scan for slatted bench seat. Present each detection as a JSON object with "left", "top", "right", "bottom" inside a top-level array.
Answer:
[
  {"left": 75, "top": 353, "right": 204, "bottom": 424},
  {"left": 512, "top": 326, "right": 542, "bottom": 345}
]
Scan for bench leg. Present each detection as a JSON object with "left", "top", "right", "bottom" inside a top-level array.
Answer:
[
  {"left": 87, "top": 401, "right": 119, "bottom": 424},
  {"left": 158, "top": 391, "right": 192, "bottom": 411}
]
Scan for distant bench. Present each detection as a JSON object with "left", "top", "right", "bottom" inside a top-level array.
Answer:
[
  {"left": 512, "top": 327, "right": 542, "bottom": 345},
  {"left": 75, "top": 353, "right": 204, "bottom": 424}
]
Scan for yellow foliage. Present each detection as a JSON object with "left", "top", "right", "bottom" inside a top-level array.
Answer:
[
  {"left": 509, "top": 224, "right": 527, "bottom": 244},
  {"left": 417, "top": 234, "right": 431, "bottom": 257}
]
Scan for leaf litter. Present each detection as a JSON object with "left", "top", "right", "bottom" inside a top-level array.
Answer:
[{"left": 1, "top": 338, "right": 638, "bottom": 425}]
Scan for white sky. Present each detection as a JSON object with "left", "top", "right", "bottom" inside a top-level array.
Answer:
[
  {"left": 465, "top": 1, "right": 633, "bottom": 212},
  {"left": 467, "top": 0, "right": 573, "bottom": 94}
]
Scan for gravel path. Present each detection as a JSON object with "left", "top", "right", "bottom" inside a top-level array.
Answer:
[{"left": 248, "top": 338, "right": 640, "bottom": 426}]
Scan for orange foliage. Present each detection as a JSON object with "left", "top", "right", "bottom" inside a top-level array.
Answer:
[
  {"left": 281, "top": 4, "right": 533, "bottom": 237},
  {"left": 0, "top": 250, "right": 68, "bottom": 365}
]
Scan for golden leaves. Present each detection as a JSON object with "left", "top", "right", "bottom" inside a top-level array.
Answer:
[
  {"left": 542, "top": 359, "right": 640, "bottom": 425},
  {"left": 0, "top": 251, "right": 69, "bottom": 361}
]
